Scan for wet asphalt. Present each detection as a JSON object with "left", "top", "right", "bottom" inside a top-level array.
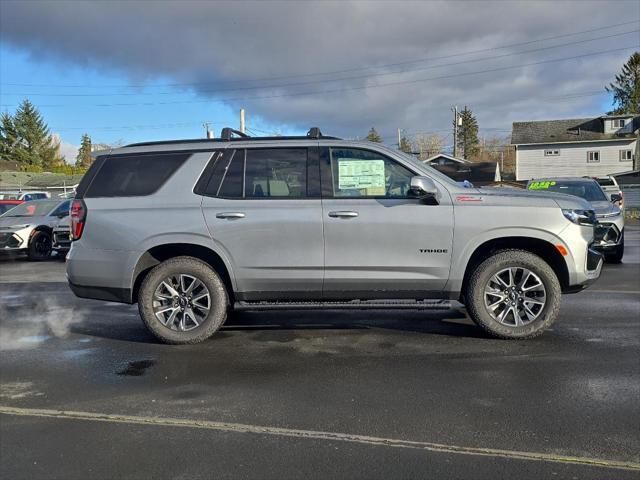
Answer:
[{"left": 0, "top": 227, "right": 639, "bottom": 479}]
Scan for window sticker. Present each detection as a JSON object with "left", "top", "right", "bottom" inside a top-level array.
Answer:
[
  {"left": 338, "top": 159, "right": 385, "bottom": 191},
  {"left": 528, "top": 180, "right": 556, "bottom": 190}
]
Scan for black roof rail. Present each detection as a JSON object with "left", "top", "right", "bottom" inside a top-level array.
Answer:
[
  {"left": 220, "top": 128, "right": 250, "bottom": 140},
  {"left": 124, "top": 127, "right": 341, "bottom": 147}
]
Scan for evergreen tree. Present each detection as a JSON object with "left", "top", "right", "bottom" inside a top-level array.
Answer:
[
  {"left": 606, "top": 52, "right": 640, "bottom": 114},
  {"left": 365, "top": 127, "right": 383, "bottom": 143},
  {"left": 75, "top": 133, "right": 93, "bottom": 168},
  {"left": 399, "top": 135, "right": 413, "bottom": 154},
  {"left": 457, "top": 106, "right": 479, "bottom": 160},
  {"left": 0, "top": 112, "right": 18, "bottom": 161},
  {"left": 12, "top": 99, "right": 63, "bottom": 168}
]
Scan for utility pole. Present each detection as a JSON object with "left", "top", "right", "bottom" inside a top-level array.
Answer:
[
  {"left": 452, "top": 105, "right": 459, "bottom": 158},
  {"left": 203, "top": 122, "right": 214, "bottom": 139},
  {"left": 240, "top": 108, "right": 246, "bottom": 134},
  {"left": 397, "top": 128, "right": 402, "bottom": 150}
]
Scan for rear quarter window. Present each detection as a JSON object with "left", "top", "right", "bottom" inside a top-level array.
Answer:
[{"left": 85, "top": 152, "right": 190, "bottom": 198}]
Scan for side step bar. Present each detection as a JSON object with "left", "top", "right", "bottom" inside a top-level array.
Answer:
[{"left": 234, "top": 299, "right": 452, "bottom": 311}]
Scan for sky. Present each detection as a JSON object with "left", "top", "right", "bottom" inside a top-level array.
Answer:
[{"left": 0, "top": 0, "right": 638, "bottom": 162}]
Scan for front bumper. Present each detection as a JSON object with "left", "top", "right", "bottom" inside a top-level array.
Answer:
[
  {"left": 594, "top": 222, "right": 623, "bottom": 250},
  {"left": 53, "top": 229, "right": 72, "bottom": 251},
  {"left": 0, "top": 228, "right": 29, "bottom": 251}
]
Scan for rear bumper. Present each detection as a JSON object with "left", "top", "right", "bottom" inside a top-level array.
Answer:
[{"left": 68, "top": 280, "right": 132, "bottom": 304}]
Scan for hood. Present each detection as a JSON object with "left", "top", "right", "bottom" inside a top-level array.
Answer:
[
  {"left": 477, "top": 187, "right": 591, "bottom": 210},
  {"left": 0, "top": 214, "right": 50, "bottom": 229},
  {"left": 590, "top": 200, "right": 620, "bottom": 216}
]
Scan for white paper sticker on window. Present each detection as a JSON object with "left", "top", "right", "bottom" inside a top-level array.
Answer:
[{"left": 338, "top": 159, "right": 385, "bottom": 190}]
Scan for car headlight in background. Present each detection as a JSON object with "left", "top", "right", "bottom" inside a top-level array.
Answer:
[
  {"left": 596, "top": 210, "right": 621, "bottom": 219},
  {"left": 562, "top": 209, "right": 597, "bottom": 226}
]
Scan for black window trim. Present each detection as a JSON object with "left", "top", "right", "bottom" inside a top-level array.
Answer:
[
  {"left": 198, "top": 146, "right": 320, "bottom": 200},
  {"left": 319, "top": 146, "right": 420, "bottom": 200}
]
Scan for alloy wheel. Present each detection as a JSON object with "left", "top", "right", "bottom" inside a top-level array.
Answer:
[
  {"left": 484, "top": 267, "right": 546, "bottom": 327},
  {"left": 152, "top": 274, "right": 211, "bottom": 332}
]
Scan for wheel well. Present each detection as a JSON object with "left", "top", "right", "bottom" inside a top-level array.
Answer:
[
  {"left": 132, "top": 243, "right": 234, "bottom": 303},
  {"left": 460, "top": 237, "right": 569, "bottom": 301},
  {"left": 30, "top": 225, "right": 53, "bottom": 241}
]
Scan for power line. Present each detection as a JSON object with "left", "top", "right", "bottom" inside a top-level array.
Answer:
[
  {"left": 3, "top": 29, "right": 637, "bottom": 98},
  {"left": 2, "top": 20, "right": 637, "bottom": 90},
  {"left": 2, "top": 45, "right": 632, "bottom": 109}
]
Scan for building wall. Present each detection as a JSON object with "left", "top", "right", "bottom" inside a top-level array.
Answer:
[{"left": 515, "top": 139, "right": 636, "bottom": 181}]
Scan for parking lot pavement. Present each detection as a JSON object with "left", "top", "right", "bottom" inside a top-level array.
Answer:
[{"left": 1, "top": 228, "right": 639, "bottom": 479}]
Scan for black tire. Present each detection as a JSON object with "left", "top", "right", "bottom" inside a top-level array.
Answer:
[
  {"left": 27, "top": 230, "right": 52, "bottom": 261},
  {"left": 604, "top": 234, "right": 624, "bottom": 264},
  {"left": 464, "top": 249, "right": 561, "bottom": 339},
  {"left": 138, "top": 256, "right": 229, "bottom": 344}
]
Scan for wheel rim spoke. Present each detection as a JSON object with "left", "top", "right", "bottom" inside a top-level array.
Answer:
[
  {"left": 152, "top": 273, "right": 211, "bottom": 332},
  {"left": 484, "top": 267, "right": 546, "bottom": 327}
]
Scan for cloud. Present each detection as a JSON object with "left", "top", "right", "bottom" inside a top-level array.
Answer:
[{"left": 1, "top": 0, "right": 637, "bottom": 140}]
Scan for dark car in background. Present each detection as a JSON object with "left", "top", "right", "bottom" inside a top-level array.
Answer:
[{"left": 527, "top": 177, "right": 625, "bottom": 263}]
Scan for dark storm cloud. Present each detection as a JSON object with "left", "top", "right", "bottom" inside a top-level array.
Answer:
[{"left": 1, "top": 0, "right": 638, "bottom": 140}]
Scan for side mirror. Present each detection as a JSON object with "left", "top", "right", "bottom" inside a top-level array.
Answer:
[
  {"left": 409, "top": 176, "right": 439, "bottom": 203},
  {"left": 610, "top": 193, "right": 622, "bottom": 204}
]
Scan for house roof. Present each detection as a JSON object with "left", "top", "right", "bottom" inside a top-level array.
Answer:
[
  {"left": 511, "top": 116, "right": 639, "bottom": 145},
  {"left": 424, "top": 153, "right": 471, "bottom": 164}
]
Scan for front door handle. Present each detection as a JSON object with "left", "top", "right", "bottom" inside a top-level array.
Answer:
[
  {"left": 216, "top": 212, "right": 245, "bottom": 219},
  {"left": 328, "top": 211, "right": 359, "bottom": 218}
]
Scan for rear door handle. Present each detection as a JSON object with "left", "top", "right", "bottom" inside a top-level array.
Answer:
[
  {"left": 328, "top": 211, "right": 359, "bottom": 218},
  {"left": 216, "top": 212, "right": 245, "bottom": 219}
]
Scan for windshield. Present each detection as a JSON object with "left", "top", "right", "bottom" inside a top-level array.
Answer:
[
  {"left": 0, "top": 204, "right": 19, "bottom": 215},
  {"left": 0, "top": 200, "right": 59, "bottom": 217},
  {"left": 528, "top": 180, "right": 607, "bottom": 202}
]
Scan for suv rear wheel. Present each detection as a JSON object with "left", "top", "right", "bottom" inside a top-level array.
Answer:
[
  {"left": 138, "top": 256, "right": 228, "bottom": 344},
  {"left": 465, "top": 249, "right": 561, "bottom": 339}
]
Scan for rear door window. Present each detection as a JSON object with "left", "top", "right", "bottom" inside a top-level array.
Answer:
[
  {"left": 85, "top": 152, "right": 189, "bottom": 197},
  {"left": 245, "top": 148, "right": 307, "bottom": 198}
]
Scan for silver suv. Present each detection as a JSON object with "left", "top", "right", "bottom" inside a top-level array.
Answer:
[{"left": 66, "top": 128, "right": 603, "bottom": 343}]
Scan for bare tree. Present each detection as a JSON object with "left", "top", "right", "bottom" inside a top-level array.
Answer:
[{"left": 414, "top": 133, "right": 445, "bottom": 161}]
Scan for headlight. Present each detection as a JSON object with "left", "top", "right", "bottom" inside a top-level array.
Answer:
[
  {"left": 562, "top": 209, "right": 596, "bottom": 226},
  {"left": 597, "top": 210, "right": 621, "bottom": 219}
]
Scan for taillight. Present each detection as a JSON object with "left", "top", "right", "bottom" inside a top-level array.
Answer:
[{"left": 70, "top": 199, "right": 87, "bottom": 240}]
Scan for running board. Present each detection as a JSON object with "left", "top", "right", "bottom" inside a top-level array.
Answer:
[{"left": 234, "top": 299, "right": 452, "bottom": 311}]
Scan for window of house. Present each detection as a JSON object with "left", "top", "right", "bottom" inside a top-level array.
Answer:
[
  {"left": 612, "top": 119, "right": 626, "bottom": 128},
  {"left": 619, "top": 149, "right": 633, "bottom": 162},
  {"left": 544, "top": 149, "right": 560, "bottom": 156},
  {"left": 586, "top": 151, "right": 600, "bottom": 163},
  {"left": 327, "top": 148, "right": 414, "bottom": 198}
]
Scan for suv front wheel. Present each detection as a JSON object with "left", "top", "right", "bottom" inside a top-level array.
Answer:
[
  {"left": 138, "top": 256, "right": 229, "bottom": 344},
  {"left": 465, "top": 249, "right": 561, "bottom": 339}
]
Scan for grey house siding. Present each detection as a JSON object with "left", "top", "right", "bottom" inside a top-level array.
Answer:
[{"left": 515, "top": 139, "right": 636, "bottom": 181}]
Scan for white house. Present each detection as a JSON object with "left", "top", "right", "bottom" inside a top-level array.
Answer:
[{"left": 511, "top": 114, "right": 638, "bottom": 181}]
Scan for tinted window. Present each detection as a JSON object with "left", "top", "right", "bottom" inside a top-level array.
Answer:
[
  {"left": 0, "top": 204, "right": 18, "bottom": 215},
  {"left": 85, "top": 153, "right": 189, "bottom": 197},
  {"left": 202, "top": 151, "right": 232, "bottom": 196},
  {"left": 219, "top": 150, "right": 244, "bottom": 197},
  {"left": 50, "top": 200, "right": 71, "bottom": 217},
  {"left": 327, "top": 148, "right": 413, "bottom": 198},
  {"left": 245, "top": 149, "right": 307, "bottom": 198}
]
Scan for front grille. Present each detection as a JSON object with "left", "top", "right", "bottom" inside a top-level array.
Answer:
[
  {"left": 594, "top": 223, "right": 620, "bottom": 246},
  {"left": 0, "top": 232, "right": 21, "bottom": 248},
  {"left": 54, "top": 232, "right": 71, "bottom": 245}
]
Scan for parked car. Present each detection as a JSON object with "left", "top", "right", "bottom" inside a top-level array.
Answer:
[
  {"left": 0, "top": 199, "right": 24, "bottom": 215},
  {"left": 0, "top": 191, "right": 51, "bottom": 201},
  {"left": 52, "top": 222, "right": 72, "bottom": 256},
  {"left": 527, "top": 177, "right": 624, "bottom": 263},
  {"left": 0, "top": 199, "right": 71, "bottom": 260},
  {"left": 593, "top": 175, "right": 623, "bottom": 209},
  {"left": 67, "top": 128, "right": 603, "bottom": 344}
]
